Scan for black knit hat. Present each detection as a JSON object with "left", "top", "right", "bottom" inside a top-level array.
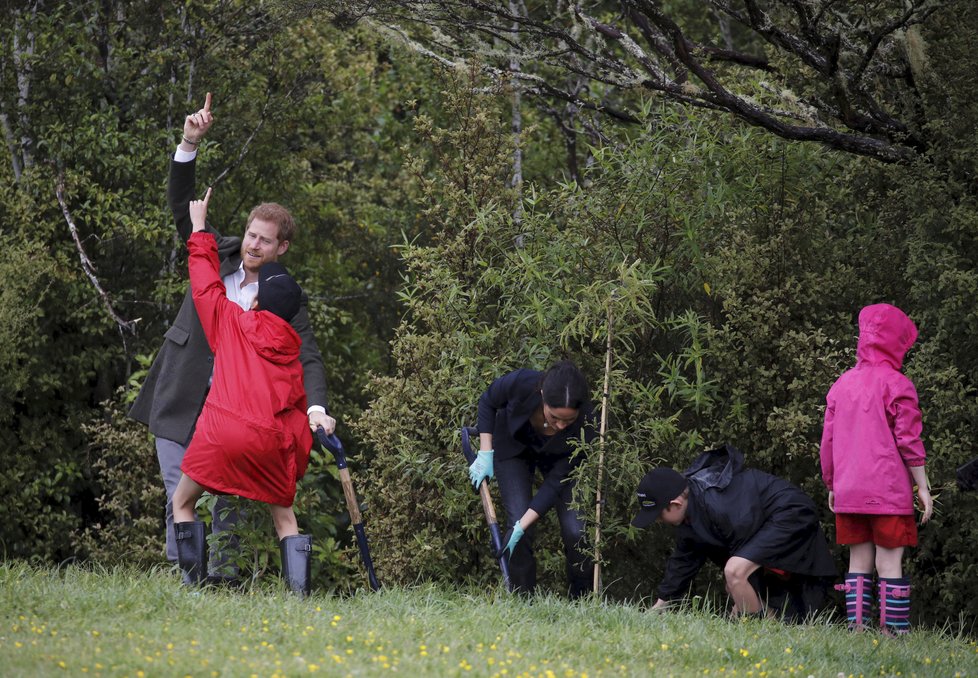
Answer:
[
  {"left": 631, "top": 468, "right": 688, "bottom": 528},
  {"left": 257, "top": 262, "right": 301, "bottom": 321}
]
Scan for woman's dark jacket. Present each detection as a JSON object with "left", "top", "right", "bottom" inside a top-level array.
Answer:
[
  {"left": 477, "top": 369, "right": 596, "bottom": 516},
  {"left": 658, "top": 444, "right": 836, "bottom": 601}
]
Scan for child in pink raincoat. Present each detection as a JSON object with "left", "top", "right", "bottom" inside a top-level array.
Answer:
[{"left": 819, "top": 303, "right": 933, "bottom": 634}]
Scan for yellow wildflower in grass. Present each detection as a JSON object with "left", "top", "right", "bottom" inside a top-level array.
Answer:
[
  {"left": 308, "top": 664, "right": 320, "bottom": 672},
  {"left": 740, "top": 648, "right": 749, "bottom": 657}
]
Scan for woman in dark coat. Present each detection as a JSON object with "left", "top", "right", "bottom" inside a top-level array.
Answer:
[
  {"left": 631, "top": 444, "right": 836, "bottom": 619},
  {"left": 469, "top": 361, "right": 597, "bottom": 597}
]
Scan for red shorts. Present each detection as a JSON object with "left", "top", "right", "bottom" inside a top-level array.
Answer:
[{"left": 835, "top": 513, "right": 917, "bottom": 548}]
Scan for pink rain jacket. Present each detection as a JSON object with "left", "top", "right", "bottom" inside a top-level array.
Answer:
[{"left": 819, "top": 304, "right": 926, "bottom": 515}]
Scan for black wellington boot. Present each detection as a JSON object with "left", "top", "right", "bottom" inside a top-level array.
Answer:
[
  {"left": 174, "top": 521, "right": 207, "bottom": 586},
  {"left": 280, "top": 534, "right": 312, "bottom": 597}
]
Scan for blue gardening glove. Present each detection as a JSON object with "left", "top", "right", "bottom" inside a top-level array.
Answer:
[
  {"left": 494, "top": 521, "right": 525, "bottom": 559},
  {"left": 468, "top": 449, "right": 494, "bottom": 488}
]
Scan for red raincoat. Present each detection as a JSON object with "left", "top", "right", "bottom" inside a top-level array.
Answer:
[{"left": 180, "top": 232, "right": 312, "bottom": 506}]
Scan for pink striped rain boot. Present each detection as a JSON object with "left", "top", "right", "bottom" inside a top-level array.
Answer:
[
  {"left": 879, "top": 577, "right": 911, "bottom": 636},
  {"left": 835, "top": 573, "right": 873, "bottom": 631}
]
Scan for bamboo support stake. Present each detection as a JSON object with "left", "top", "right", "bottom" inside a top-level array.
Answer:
[{"left": 593, "top": 302, "right": 614, "bottom": 594}]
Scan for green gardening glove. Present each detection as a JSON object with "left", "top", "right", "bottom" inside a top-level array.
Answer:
[
  {"left": 494, "top": 521, "right": 525, "bottom": 559},
  {"left": 468, "top": 449, "right": 494, "bottom": 488}
]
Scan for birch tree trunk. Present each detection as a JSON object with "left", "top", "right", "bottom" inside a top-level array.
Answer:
[
  {"left": 508, "top": 0, "right": 525, "bottom": 231},
  {"left": 13, "top": 6, "right": 37, "bottom": 174}
]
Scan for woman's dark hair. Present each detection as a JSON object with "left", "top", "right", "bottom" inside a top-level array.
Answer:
[{"left": 540, "top": 360, "right": 589, "bottom": 409}]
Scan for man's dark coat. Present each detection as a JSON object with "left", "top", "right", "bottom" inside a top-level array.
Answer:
[{"left": 129, "top": 157, "right": 327, "bottom": 446}]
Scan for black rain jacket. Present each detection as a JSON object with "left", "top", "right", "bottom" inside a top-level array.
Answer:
[{"left": 658, "top": 444, "right": 836, "bottom": 601}]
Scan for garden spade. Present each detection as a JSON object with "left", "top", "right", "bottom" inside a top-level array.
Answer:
[
  {"left": 316, "top": 428, "right": 381, "bottom": 591},
  {"left": 461, "top": 426, "right": 511, "bottom": 590}
]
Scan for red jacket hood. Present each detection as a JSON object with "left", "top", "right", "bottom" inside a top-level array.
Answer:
[
  {"left": 856, "top": 303, "right": 917, "bottom": 370},
  {"left": 238, "top": 310, "right": 302, "bottom": 364}
]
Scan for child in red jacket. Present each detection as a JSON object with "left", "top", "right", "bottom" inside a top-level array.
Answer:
[
  {"left": 819, "top": 303, "right": 933, "bottom": 634},
  {"left": 171, "top": 187, "right": 314, "bottom": 595}
]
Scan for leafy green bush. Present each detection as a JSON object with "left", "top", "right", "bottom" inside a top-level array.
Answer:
[
  {"left": 353, "top": 72, "right": 978, "bottom": 631},
  {"left": 74, "top": 389, "right": 164, "bottom": 567}
]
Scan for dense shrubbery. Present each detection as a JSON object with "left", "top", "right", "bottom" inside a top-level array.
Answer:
[
  {"left": 3, "top": 0, "right": 978, "bottom": 632},
  {"left": 0, "top": 3, "right": 435, "bottom": 582},
  {"left": 355, "top": 63, "right": 978, "bottom": 631}
]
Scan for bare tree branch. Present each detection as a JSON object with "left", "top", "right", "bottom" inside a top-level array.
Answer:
[
  {"left": 290, "top": 0, "right": 940, "bottom": 163},
  {"left": 211, "top": 87, "right": 289, "bottom": 185},
  {"left": 55, "top": 172, "right": 139, "bottom": 342}
]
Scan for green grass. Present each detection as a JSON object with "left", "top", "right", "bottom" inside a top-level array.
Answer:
[{"left": 0, "top": 563, "right": 975, "bottom": 677}]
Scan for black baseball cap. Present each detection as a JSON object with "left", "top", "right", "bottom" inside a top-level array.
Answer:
[
  {"left": 631, "top": 468, "right": 688, "bottom": 528},
  {"left": 257, "top": 262, "right": 301, "bottom": 321}
]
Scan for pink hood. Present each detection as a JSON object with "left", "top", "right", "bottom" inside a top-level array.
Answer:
[{"left": 856, "top": 303, "right": 918, "bottom": 370}]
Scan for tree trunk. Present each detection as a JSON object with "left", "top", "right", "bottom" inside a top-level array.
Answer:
[{"left": 12, "top": 5, "right": 38, "bottom": 175}]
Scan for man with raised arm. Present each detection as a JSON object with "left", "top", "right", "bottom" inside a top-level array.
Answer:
[{"left": 129, "top": 93, "right": 335, "bottom": 582}]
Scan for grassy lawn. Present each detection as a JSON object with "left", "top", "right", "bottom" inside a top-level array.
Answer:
[{"left": 0, "top": 563, "right": 975, "bottom": 677}]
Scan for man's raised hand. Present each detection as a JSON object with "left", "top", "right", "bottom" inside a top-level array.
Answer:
[
  {"left": 189, "top": 187, "right": 212, "bottom": 233},
  {"left": 183, "top": 91, "right": 214, "bottom": 145}
]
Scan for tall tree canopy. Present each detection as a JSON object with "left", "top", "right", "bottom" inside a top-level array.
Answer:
[{"left": 292, "top": 0, "right": 946, "bottom": 163}]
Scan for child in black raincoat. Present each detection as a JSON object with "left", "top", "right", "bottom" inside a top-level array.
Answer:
[{"left": 632, "top": 444, "right": 836, "bottom": 620}]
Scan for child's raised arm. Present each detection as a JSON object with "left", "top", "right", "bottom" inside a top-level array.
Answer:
[
  {"left": 187, "top": 188, "right": 233, "bottom": 351},
  {"left": 189, "top": 186, "right": 212, "bottom": 233}
]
